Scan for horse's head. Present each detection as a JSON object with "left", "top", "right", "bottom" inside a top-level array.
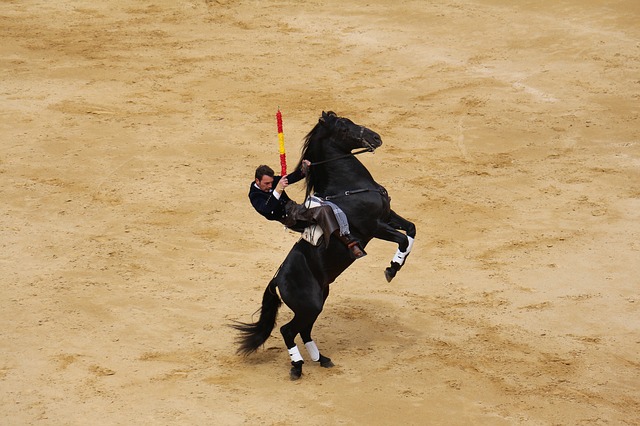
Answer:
[
  {"left": 300, "top": 111, "right": 382, "bottom": 197},
  {"left": 319, "top": 111, "right": 382, "bottom": 152}
]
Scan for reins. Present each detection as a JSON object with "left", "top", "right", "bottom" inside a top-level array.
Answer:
[
  {"left": 308, "top": 147, "right": 374, "bottom": 200},
  {"left": 308, "top": 147, "right": 372, "bottom": 167}
]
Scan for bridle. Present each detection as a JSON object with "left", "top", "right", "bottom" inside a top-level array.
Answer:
[
  {"left": 309, "top": 125, "right": 375, "bottom": 167},
  {"left": 306, "top": 120, "right": 384, "bottom": 201}
]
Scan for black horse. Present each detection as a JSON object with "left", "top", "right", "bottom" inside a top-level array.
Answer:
[{"left": 233, "top": 111, "right": 416, "bottom": 379}]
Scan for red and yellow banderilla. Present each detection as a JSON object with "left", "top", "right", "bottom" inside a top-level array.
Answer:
[{"left": 276, "top": 108, "right": 286, "bottom": 176}]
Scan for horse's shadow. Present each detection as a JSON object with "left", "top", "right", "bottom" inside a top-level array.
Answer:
[
  {"left": 320, "top": 298, "right": 414, "bottom": 349},
  {"left": 255, "top": 295, "right": 414, "bottom": 364}
]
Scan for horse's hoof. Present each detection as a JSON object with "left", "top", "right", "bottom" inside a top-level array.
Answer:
[
  {"left": 385, "top": 261, "right": 402, "bottom": 282},
  {"left": 318, "top": 354, "right": 334, "bottom": 368},
  {"left": 385, "top": 267, "right": 397, "bottom": 282},
  {"left": 289, "top": 361, "right": 303, "bottom": 380}
]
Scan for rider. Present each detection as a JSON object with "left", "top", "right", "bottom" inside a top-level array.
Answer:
[{"left": 249, "top": 161, "right": 366, "bottom": 259}]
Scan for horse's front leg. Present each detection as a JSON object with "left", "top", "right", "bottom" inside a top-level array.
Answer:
[
  {"left": 386, "top": 209, "right": 417, "bottom": 240},
  {"left": 374, "top": 212, "right": 416, "bottom": 282},
  {"left": 374, "top": 223, "right": 413, "bottom": 282}
]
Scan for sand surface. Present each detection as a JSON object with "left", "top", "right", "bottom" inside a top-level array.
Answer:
[{"left": 1, "top": 0, "right": 639, "bottom": 424}]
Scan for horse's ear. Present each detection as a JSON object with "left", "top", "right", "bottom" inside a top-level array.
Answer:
[{"left": 320, "top": 111, "right": 337, "bottom": 127}]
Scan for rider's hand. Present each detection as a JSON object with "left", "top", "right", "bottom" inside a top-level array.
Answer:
[
  {"left": 276, "top": 176, "right": 288, "bottom": 193},
  {"left": 301, "top": 160, "right": 311, "bottom": 175}
]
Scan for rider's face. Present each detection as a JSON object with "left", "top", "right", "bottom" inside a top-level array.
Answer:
[{"left": 256, "top": 175, "right": 274, "bottom": 192}]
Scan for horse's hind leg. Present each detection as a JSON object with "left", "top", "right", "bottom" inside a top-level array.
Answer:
[
  {"left": 300, "top": 286, "right": 334, "bottom": 368},
  {"left": 300, "top": 329, "right": 334, "bottom": 368},
  {"left": 280, "top": 317, "right": 305, "bottom": 380},
  {"left": 280, "top": 295, "right": 324, "bottom": 380}
]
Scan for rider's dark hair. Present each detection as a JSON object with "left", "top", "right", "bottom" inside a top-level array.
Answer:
[{"left": 255, "top": 165, "right": 275, "bottom": 180}]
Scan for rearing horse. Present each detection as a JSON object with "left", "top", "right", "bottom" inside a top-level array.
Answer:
[{"left": 233, "top": 111, "right": 416, "bottom": 379}]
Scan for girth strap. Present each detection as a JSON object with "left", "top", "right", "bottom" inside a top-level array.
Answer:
[{"left": 323, "top": 188, "right": 374, "bottom": 201}]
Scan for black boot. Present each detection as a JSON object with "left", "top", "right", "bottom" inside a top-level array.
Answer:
[{"left": 339, "top": 234, "right": 366, "bottom": 259}]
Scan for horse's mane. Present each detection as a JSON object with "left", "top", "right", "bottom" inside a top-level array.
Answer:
[
  {"left": 297, "top": 111, "right": 337, "bottom": 167},
  {"left": 297, "top": 112, "right": 336, "bottom": 199}
]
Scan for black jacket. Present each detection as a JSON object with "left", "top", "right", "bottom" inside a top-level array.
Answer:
[{"left": 248, "top": 168, "right": 305, "bottom": 223}]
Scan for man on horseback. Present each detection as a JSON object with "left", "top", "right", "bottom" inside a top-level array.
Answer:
[
  {"left": 236, "top": 112, "right": 416, "bottom": 380},
  {"left": 249, "top": 161, "right": 366, "bottom": 259}
]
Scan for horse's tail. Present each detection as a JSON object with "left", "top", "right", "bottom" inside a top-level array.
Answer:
[{"left": 231, "top": 279, "right": 281, "bottom": 355}]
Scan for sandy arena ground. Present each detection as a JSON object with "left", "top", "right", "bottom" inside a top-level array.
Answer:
[{"left": 1, "top": 0, "right": 639, "bottom": 424}]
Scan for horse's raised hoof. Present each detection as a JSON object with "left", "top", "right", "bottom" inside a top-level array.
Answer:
[
  {"left": 385, "top": 261, "right": 402, "bottom": 282},
  {"left": 289, "top": 360, "right": 303, "bottom": 380},
  {"left": 385, "top": 267, "right": 397, "bottom": 282},
  {"left": 318, "top": 354, "right": 334, "bottom": 368}
]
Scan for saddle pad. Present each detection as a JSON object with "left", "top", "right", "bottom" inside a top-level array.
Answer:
[
  {"left": 301, "top": 224, "right": 323, "bottom": 246},
  {"left": 301, "top": 198, "right": 323, "bottom": 246}
]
